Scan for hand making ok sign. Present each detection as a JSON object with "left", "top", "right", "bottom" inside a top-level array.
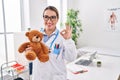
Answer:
[{"left": 60, "top": 23, "right": 72, "bottom": 40}]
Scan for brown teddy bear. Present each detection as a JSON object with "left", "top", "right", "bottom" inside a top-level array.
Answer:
[{"left": 18, "top": 30, "right": 49, "bottom": 62}]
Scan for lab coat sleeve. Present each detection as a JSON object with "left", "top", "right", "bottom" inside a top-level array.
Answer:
[{"left": 63, "top": 39, "right": 77, "bottom": 62}]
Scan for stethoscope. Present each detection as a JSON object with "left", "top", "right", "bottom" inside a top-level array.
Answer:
[{"left": 41, "top": 28, "right": 60, "bottom": 57}]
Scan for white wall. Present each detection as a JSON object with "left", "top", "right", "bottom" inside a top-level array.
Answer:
[
  {"left": 29, "top": 0, "right": 47, "bottom": 30},
  {"left": 21, "top": 0, "right": 30, "bottom": 31},
  {"left": 68, "top": 0, "right": 120, "bottom": 52}
]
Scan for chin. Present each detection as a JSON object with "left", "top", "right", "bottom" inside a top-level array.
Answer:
[{"left": 48, "top": 26, "right": 53, "bottom": 29}]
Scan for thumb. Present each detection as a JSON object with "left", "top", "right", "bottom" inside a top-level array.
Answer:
[{"left": 60, "top": 29, "right": 66, "bottom": 35}]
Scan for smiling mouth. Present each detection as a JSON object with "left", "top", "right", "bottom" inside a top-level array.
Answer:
[{"left": 48, "top": 24, "right": 52, "bottom": 27}]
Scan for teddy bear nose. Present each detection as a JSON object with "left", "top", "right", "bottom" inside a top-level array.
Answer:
[{"left": 36, "top": 36, "right": 39, "bottom": 38}]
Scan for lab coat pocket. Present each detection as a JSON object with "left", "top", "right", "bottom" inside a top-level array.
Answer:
[{"left": 53, "top": 48, "right": 61, "bottom": 55}]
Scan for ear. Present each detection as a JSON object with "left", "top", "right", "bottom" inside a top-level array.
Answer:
[{"left": 25, "top": 32, "right": 29, "bottom": 37}]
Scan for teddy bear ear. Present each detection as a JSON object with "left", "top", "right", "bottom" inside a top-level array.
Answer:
[
  {"left": 25, "top": 32, "right": 29, "bottom": 37},
  {"left": 40, "top": 32, "right": 44, "bottom": 38},
  {"left": 41, "top": 33, "right": 44, "bottom": 36}
]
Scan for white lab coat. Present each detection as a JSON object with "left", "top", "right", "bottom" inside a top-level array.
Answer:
[{"left": 32, "top": 29, "right": 77, "bottom": 80}]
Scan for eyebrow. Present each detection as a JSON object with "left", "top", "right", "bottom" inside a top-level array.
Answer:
[{"left": 43, "top": 15, "right": 57, "bottom": 16}]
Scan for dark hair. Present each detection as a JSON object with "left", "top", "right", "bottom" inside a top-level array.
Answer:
[{"left": 43, "top": 6, "right": 59, "bottom": 19}]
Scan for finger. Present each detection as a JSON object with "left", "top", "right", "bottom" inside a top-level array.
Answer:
[
  {"left": 65, "top": 23, "right": 71, "bottom": 30},
  {"left": 70, "top": 27, "right": 72, "bottom": 32},
  {"left": 61, "top": 29, "right": 66, "bottom": 33},
  {"left": 65, "top": 23, "right": 69, "bottom": 27},
  {"left": 66, "top": 25, "right": 71, "bottom": 30},
  {"left": 25, "top": 47, "right": 33, "bottom": 52},
  {"left": 60, "top": 32, "right": 64, "bottom": 36},
  {"left": 60, "top": 29, "right": 66, "bottom": 34},
  {"left": 67, "top": 27, "right": 72, "bottom": 34}
]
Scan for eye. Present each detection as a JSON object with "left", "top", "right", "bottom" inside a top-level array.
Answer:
[
  {"left": 43, "top": 15, "right": 49, "bottom": 18},
  {"left": 51, "top": 16, "right": 56, "bottom": 19}
]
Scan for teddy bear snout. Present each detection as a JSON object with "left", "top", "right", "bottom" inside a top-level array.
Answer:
[
  {"left": 32, "top": 36, "right": 40, "bottom": 42},
  {"left": 35, "top": 36, "right": 40, "bottom": 41}
]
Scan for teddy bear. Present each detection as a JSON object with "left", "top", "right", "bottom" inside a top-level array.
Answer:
[{"left": 18, "top": 30, "right": 49, "bottom": 62}]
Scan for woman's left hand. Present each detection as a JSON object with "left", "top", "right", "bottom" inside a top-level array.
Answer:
[{"left": 60, "top": 23, "right": 72, "bottom": 40}]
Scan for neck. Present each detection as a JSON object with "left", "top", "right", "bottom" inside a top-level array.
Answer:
[{"left": 45, "top": 28, "right": 56, "bottom": 36}]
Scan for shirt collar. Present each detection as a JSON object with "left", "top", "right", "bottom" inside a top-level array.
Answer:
[{"left": 41, "top": 28, "right": 59, "bottom": 36}]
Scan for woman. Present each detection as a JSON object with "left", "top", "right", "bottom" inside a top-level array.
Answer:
[{"left": 32, "top": 6, "right": 77, "bottom": 80}]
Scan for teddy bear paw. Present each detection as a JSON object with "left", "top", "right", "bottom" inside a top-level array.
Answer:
[
  {"left": 38, "top": 55, "right": 49, "bottom": 62},
  {"left": 25, "top": 51, "right": 37, "bottom": 60}
]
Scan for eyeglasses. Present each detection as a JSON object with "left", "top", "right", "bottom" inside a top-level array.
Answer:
[{"left": 43, "top": 15, "right": 57, "bottom": 21}]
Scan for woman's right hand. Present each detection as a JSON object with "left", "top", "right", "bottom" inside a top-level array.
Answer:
[{"left": 25, "top": 45, "right": 33, "bottom": 52}]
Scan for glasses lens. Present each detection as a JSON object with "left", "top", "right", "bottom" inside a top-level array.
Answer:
[
  {"left": 51, "top": 16, "right": 56, "bottom": 20},
  {"left": 43, "top": 15, "right": 57, "bottom": 21},
  {"left": 43, "top": 15, "right": 49, "bottom": 21}
]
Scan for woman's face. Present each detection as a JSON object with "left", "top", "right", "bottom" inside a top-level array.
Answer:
[{"left": 43, "top": 9, "right": 58, "bottom": 31}]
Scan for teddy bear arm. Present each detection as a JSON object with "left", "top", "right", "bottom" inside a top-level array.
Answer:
[{"left": 18, "top": 42, "right": 30, "bottom": 53}]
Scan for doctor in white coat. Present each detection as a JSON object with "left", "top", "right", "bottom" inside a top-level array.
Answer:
[{"left": 31, "top": 6, "right": 77, "bottom": 80}]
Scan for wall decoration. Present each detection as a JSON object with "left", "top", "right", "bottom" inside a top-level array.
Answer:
[{"left": 106, "top": 8, "right": 120, "bottom": 31}]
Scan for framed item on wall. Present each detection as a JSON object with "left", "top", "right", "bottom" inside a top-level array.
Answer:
[{"left": 106, "top": 8, "right": 120, "bottom": 31}]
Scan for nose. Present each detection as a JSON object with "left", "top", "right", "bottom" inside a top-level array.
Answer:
[
  {"left": 36, "top": 36, "right": 38, "bottom": 38},
  {"left": 47, "top": 18, "right": 52, "bottom": 22}
]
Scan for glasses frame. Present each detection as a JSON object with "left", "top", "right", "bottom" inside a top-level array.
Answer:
[{"left": 43, "top": 15, "right": 57, "bottom": 21}]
